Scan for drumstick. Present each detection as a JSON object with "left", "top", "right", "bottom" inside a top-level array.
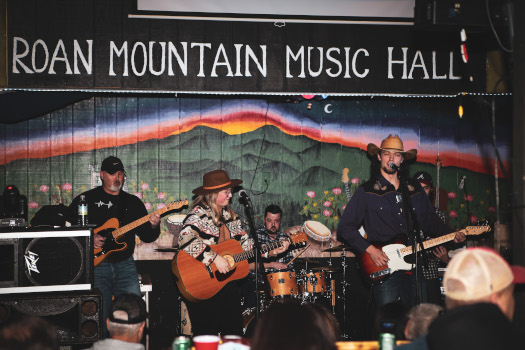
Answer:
[
  {"left": 331, "top": 280, "right": 336, "bottom": 307},
  {"left": 286, "top": 244, "right": 310, "bottom": 267}
]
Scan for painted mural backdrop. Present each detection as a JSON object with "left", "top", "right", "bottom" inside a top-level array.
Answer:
[{"left": 0, "top": 96, "right": 511, "bottom": 259}]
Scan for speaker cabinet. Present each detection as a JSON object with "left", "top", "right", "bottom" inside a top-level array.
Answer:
[
  {"left": 0, "top": 229, "right": 92, "bottom": 294},
  {"left": 0, "top": 292, "right": 102, "bottom": 345}
]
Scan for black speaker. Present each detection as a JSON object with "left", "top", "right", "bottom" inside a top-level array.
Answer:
[
  {"left": 414, "top": 0, "right": 489, "bottom": 31},
  {"left": 0, "top": 292, "right": 102, "bottom": 345},
  {"left": 0, "top": 229, "right": 93, "bottom": 294}
]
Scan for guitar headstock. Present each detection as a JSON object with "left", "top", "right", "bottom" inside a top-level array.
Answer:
[
  {"left": 166, "top": 199, "right": 189, "bottom": 211},
  {"left": 342, "top": 168, "right": 350, "bottom": 184},
  {"left": 288, "top": 231, "right": 308, "bottom": 249},
  {"left": 464, "top": 225, "right": 491, "bottom": 236}
]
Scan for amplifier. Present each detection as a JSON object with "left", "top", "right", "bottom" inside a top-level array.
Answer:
[
  {"left": 0, "top": 229, "right": 93, "bottom": 294},
  {"left": 0, "top": 218, "right": 26, "bottom": 227}
]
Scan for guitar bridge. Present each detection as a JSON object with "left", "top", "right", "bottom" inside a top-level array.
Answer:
[{"left": 370, "top": 268, "right": 391, "bottom": 279}]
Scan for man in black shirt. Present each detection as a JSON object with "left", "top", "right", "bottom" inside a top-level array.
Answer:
[{"left": 69, "top": 156, "right": 160, "bottom": 337}]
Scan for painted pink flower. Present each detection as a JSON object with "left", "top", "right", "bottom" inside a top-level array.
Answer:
[
  {"left": 324, "top": 201, "right": 332, "bottom": 207},
  {"left": 134, "top": 192, "right": 143, "bottom": 199},
  {"left": 141, "top": 183, "right": 149, "bottom": 190},
  {"left": 323, "top": 209, "right": 331, "bottom": 217},
  {"left": 28, "top": 201, "right": 39, "bottom": 209},
  {"left": 62, "top": 183, "right": 72, "bottom": 191},
  {"left": 342, "top": 205, "right": 347, "bottom": 211},
  {"left": 488, "top": 206, "right": 496, "bottom": 212},
  {"left": 157, "top": 203, "right": 166, "bottom": 210},
  {"left": 332, "top": 188, "right": 342, "bottom": 195},
  {"left": 306, "top": 191, "right": 316, "bottom": 198},
  {"left": 463, "top": 194, "right": 473, "bottom": 202},
  {"left": 470, "top": 215, "right": 478, "bottom": 224},
  {"left": 351, "top": 177, "right": 360, "bottom": 184},
  {"left": 39, "top": 185, "right": 49, "bottom": 192},
  {"left": 448, "top": 192, "right": 457, "bottom": 199},
  {"left": 157, "top": 192, "right": 166, "bottom": 199},
  {"left": 144, "top": 203, "right": 152, "bottom": 210},
  {"left": 449, "top": 210, "right": 458, "bottom": 218}
]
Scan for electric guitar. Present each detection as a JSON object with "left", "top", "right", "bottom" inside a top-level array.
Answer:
[
  {"left": 172, "top": 231, "right": 308, "bottom": 302},
  {"left": 359, "top": 226, "right": 491, "bottom": 284},
  {"left": 93, "top": 199, "right": 188, "bottom": 266}
]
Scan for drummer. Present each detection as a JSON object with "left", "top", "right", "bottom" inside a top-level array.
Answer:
[{"left": 249, "top": 204, "right": 294, "bottom": 271}]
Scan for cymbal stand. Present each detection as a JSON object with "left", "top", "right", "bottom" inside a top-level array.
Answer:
[{"left": 340, "top": 249, "right": 349, "bottom": 340}]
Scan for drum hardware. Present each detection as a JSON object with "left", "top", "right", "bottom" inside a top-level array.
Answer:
[
  {"left": 322, "top": 244, "right": 352, "bottom": 253},
  {"left": 311, "top": 266, "right": 342, "bottom": 273}
]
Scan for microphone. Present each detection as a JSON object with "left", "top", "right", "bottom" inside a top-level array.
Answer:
[
  {"left": 239, "top": 189, "right": 250, "bottom": 203},
  {"left": 459, "top": 176, "right": 466, "bottom": 190},
  {"left": 388, "top": 163, "right": 399, "bottom": 171}
]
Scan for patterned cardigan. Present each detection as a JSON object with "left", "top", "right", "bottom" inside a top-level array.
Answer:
[{"left": 178, "top": 205, "right": 252, "bottom": 266}]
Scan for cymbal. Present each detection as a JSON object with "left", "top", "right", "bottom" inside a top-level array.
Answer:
[
  {"left": 155, "top": 247, "right": 179, "bottom": 252},
  {"left": 311, "top": 266, "right": 343, "bottom": 273},
  {"left": 322, "top": 245, "right": 352, "bottom": 253}
]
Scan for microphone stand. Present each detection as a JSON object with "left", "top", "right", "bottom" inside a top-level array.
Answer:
[
  {"left": 239, "top": 195, "right": 266, "bottom": 323},
  {"left": 461, "top": 180, "right": 472, "bottom": 227},
  {"left": 398, "top": 175, "right": 426, "bottom": 306}
]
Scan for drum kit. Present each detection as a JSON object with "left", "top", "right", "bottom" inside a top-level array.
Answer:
[{"left": 241, "top": 243, "right": 353, "bottom": 338}]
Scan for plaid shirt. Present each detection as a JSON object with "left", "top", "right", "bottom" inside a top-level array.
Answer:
[
  {"left": 422, "top": 208, "right": 448, "bottom": 279},
  {"left": 255, "top": 227, "right": 295, "bottom": 271}
]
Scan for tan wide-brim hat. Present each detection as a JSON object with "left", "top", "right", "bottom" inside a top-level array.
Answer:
[
  {"left": 367, "top": 134, "right": 417, "bottom": 160},
  {"left": 192, "top": 169, "right": 243, "bottom": 195}
]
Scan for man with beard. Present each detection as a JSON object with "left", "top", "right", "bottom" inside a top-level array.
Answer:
[
  {"left": 69, "top": 156, "right": 160, "bottom": 337},
  {"left": 253, "top": 204, "right": 292, "bottom": 271},
  {"left": 337, "top": 135, "right": 465, "bottom": 308}
]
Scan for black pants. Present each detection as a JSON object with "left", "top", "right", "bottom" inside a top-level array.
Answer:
[{"left": 185, "top": 281, "right": 243, "bottom": 336}]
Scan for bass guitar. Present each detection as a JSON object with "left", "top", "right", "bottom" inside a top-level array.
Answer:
[
  {"left": 172, "top": 231, "right": 308, "bottom": 302},
  {"left": 359, "top": 225, "right": 491, "bottom": 284},
  {"left": 93, "top": 199, "right": 188, "bottom": 266}
]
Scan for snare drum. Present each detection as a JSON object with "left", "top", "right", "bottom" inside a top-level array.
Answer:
[
  {"left": 301, "top": 270, "right": 327, "bottom": 295},
  {"left": 302, "top": 220, "right": 331, "bottom": 242},
  {"left": 266, "top": 270, "right": 300, "bottom": 298}
]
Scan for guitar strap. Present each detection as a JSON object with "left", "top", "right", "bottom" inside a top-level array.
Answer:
[{"left": 218, "top": 223, "right": 231, "bottom": 243}]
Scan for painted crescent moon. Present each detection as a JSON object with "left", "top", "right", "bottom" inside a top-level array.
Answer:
[{"left": 324, "top": 104, "right": 333, "bottom": 113}]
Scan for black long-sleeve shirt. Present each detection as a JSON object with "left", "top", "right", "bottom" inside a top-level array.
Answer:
[
  {"left": 337, "top": 175, "right": 450, "bottom": 254},
  {"left": 69, "top": 186, "right": 160, "bottom": 262}
]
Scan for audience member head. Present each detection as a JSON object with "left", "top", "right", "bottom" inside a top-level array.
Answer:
[
  {"left": 373, "top": 301, "right": 408, "bottom": 340},
  {"left": 403, "top": 303, "right": 443, "bottom": 340},
  {"left": 426, "top": 303, "right": 515, "bottom": 350},
  {"left": 251, "top": 300, "right": 337, "bottom": 350},
  {"left": 0, "top": 315, "right": 58, "bottom": 350},
  {"left": 304, "top": 303, "right": 340, "bottom": 341},
  {"left": 107, "top": 293, "right": 147, "bottom": 343},
  {"left": 443, "top": 247, "right": 525, "bottom": 320}
]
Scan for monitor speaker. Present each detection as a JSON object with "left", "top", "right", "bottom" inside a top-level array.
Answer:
[
  {"left": 0, "top": 229, "right": 92, "bottom": 294},
  {"left": 0, "top": 292, "right": 102, "bottom": 345}
]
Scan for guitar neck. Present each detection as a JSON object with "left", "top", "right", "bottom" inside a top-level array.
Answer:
[
  {"left": 233, "top": 240, "right": 285, "bottom": 263},
  {"left": 112, "top": 206, "right": 171, "bottom": 239},
  {"left": 400, "top": 232, "right": 458, "bottom": 257}
]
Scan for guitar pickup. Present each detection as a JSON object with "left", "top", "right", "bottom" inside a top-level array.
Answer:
[{"left": 370, "top": 268, "right": 391, "bottom": 279}]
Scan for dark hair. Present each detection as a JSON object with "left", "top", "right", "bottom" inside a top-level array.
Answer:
[
  {"left": 264, "top": 204, "right": 283, "bottom": 218},
  {"left": 0, "top": 315, "right": 58, "bottom": 350},
  {"left": 251, "top": 301, "right": 337, "bottom": 350}
]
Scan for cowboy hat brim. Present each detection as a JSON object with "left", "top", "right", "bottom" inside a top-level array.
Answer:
[
  {"left": 367, "top": 143, "right": 417, "bottom": 160},
  {"left": 192, "top": 179, "right": 243, "bottom": 196}
]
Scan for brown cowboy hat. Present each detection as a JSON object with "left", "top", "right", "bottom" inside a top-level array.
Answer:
[
  {"left": 367, "top": 134, "right": 417, "bottom": 159},
  {"left": 192, "top": 169, "right": 243, "bottom": 195}
]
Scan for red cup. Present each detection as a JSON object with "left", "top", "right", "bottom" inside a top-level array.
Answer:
[{"left": 193, "top": 335, "right": 220, "bottom": 350}]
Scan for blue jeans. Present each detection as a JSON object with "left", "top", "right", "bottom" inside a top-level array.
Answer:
[
  {"left": 373, "top": 271, "right": 412, "bottom": 309},
  {"left": 94, "top": 256, "right": 141, "bottom": 337}
]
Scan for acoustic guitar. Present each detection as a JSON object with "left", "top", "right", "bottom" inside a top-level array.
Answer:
[
  {"left": 172, "top": 231, "right": 307, "bottom": 302},
  {"left": 359, "top": 226, "right": 491, "bottom": 284},
  {"left": 93, "top": 199, "right": 188, "bottom": 266}
]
